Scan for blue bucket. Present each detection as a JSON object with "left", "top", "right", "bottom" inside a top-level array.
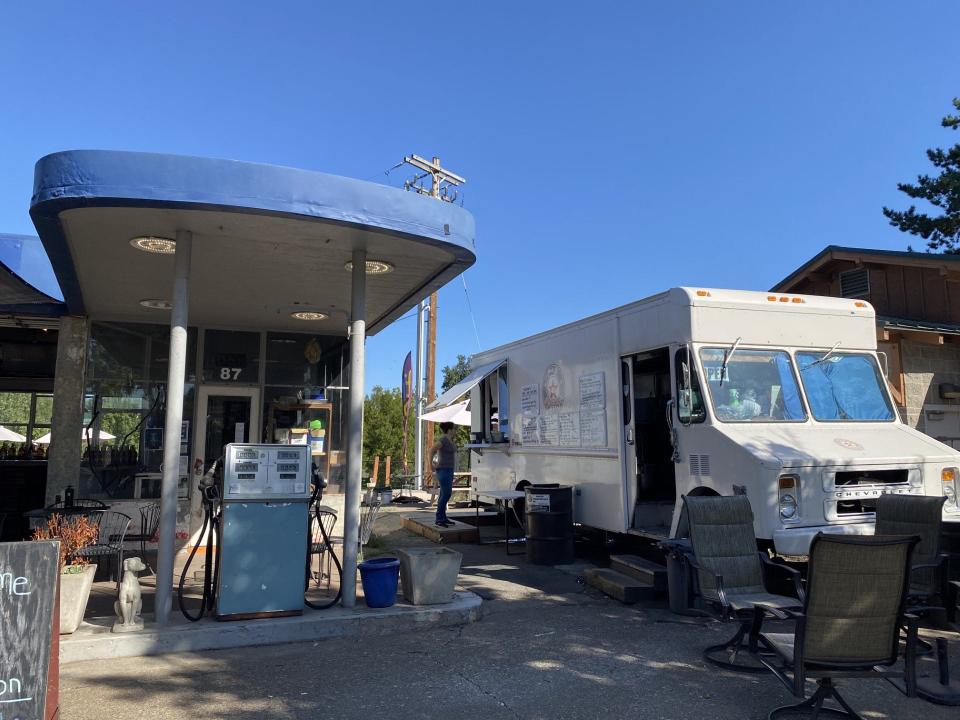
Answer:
[{"left": 358, "top": 556, "right": 400, "bottom": 608}]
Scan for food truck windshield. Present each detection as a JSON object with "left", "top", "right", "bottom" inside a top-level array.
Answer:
[{"left": 699, "top": 347, "right": 806, "bottom": 423}]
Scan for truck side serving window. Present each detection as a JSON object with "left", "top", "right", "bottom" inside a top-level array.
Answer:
[{"left": 675, "top": 349, "right": 705, "bottom": 423}]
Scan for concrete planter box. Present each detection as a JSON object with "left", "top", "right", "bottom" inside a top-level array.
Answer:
[
  {"left": 60, "top": 564, "right": 96, "bottom": 634},
  {"left": 397, "top": 547, "right": 462, "bottom": 605}
]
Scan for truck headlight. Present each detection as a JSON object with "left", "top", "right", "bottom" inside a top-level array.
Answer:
[
  {"left": 943, "top": 467, "right": 959, "bottom": 507},
  {"left": 779, "top": 475, "right": 799, "bottom": 520}
]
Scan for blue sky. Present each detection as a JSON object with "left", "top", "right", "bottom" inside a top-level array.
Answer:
[{"left": 2, "top": 2, "right": 959, "bottom": 392}]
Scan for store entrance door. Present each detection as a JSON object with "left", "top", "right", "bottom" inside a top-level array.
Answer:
[{"left": 194, "top": 386, "right": 261, "bottom": 473}]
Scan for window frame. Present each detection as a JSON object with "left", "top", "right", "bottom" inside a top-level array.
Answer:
[
  {"left": 795, "top": 350, "right": 896, "bottom": 423},
  {"left": 697, "top": 346, "right": 808, "bottom": 424}
]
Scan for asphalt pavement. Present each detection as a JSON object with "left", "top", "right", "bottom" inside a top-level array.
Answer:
[{"left": 61, "top": 513, "right": 960, "bottom": 720}]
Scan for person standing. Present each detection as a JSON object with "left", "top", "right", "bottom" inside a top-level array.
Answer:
[{"left": 430, "top": 422, "right": 458, "bottom": 527}]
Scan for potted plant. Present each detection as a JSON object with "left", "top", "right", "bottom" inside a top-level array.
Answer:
[{"left": 33, "top": 514, "right": 99, "bottom": 634}]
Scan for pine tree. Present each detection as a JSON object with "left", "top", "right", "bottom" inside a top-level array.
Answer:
[{"left": 883, "top": 98, "right": 960, "bottom": 253}]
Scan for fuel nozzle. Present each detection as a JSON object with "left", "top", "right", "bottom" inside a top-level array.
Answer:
[{"left": 200, "top": 459, "right": 220, "bottom": 503}]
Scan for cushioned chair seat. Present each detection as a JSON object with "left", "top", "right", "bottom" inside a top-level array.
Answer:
[
  {"left": 725, "top": 592, "right": 802, "bottom": 613},
  {"left": 762, "top": 632, "right": 795, "bottom": 660}
]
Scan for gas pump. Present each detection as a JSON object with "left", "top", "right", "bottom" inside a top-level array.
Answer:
[
  {"left": 215, "top": 443, "right": 312, "bottom": 619},
  {"left": 178, "top": 443, "right": 337, "bottom": 621}
]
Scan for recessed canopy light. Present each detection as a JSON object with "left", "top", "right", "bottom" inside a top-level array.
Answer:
[
  {"left": 140, "top": 299, "right": 172, "bottom": 310},
  {"left": 130, "top": 236, "right": 176, "bottom": 254},
  {"left": 291, "top": 311, "right": 328, "bottom": 321},
  {"left": 344, "top": 260, "right": 394, "bottom": 275}
]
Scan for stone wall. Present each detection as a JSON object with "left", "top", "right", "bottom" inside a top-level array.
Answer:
[
  {"left": 900, "top": 339, "right": 960, "bottom": 429},
  {"left": 46, "top": 316, "right": 89, "bottom": 505}
]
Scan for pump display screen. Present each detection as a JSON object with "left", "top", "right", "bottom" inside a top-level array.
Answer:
[{"left": 223, "top": 444, "right": 311, "bottom": 499}]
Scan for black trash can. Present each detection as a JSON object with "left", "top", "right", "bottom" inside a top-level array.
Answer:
[
  {"left": 660, "top": 538, "right": 696, "bottom": 616},
  {"left": 525, "top": 484, "right": 574, "bottom": 565}
]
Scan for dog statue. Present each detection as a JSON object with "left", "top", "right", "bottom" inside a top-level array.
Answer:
[{"left": 112, "top": 556, "right": 147, "bottom": 633}]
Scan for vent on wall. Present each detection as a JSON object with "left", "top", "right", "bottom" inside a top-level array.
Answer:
[
  {"left": 839, "top": 267, "right": 870, "bottom": 299},
  {"left": 688, "top": 454, "right": 711, "bottom": 477}
]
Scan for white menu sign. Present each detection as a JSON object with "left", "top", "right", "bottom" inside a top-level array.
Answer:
[
  {"left": 558, "top": 412, "right": 581, "bottom": 446},
  {"left": 580, "top": 409, "right": 607, "bottom": 447},
  {"left": 579, "top": 372, "right": 605, "bottom": 410},
  {"left": 538, "top": 414, "right": 560, "bottom": 445},
  {"left": 521, "top": 383, "right": 540, "bottom": 416}
]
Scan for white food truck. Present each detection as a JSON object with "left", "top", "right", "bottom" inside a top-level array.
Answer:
[{"left": 427, "top": 287, "right": 960, "bottom": 556}]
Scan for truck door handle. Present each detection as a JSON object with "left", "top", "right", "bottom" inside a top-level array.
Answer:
[{"left": 626, "top": 427, "right": 634, "bottom": 445}]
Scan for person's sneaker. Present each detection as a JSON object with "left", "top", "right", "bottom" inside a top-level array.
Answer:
[{"left": 435, "top": 519, "right": 455, "bottom": 527}]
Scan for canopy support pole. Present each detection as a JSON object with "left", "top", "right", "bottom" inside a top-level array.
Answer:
[
  {"left": 155, "top": 229, "right": 192, "bottom": 625},
  {"left": 342, "top": 249, "right": 366, "bottom": 607},
  {"left": 414, "top": 301, "right": 425, "bottom": 490}
]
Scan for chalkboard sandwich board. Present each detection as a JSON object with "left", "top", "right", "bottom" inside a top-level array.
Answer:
[{"left": 1, "top": 540, "right": 59, "bottom": 720}]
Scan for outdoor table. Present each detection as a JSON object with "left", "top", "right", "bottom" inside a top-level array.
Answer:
[{"left": 474, "top": 489, "right": 526, "bottom": 555}]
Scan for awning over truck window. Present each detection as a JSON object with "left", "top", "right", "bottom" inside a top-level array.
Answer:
[{"left": 425, "top": 358, "right": 505, "bottom": 412}]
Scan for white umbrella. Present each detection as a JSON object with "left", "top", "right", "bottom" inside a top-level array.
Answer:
[
  {"left": 34, "top": 428, "right": 117, "bottom": 445},
  {"left": 420, "top": 400, "right": 472, "bottom": 426},
  {"left": 0, "top": 425, "right": 27, "bottom": 442}
]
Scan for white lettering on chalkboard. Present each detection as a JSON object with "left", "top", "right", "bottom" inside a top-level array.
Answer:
[{"left": 0, "top": 573, "right": 31, "bottom": 596}]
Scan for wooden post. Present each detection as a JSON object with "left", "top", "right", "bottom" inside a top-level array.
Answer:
[
  {"left": 371, "top": 455, "right": 380, "bottom": 488},
  {"left": 384, "top": 456, "right": 391, "bottom": 487}
]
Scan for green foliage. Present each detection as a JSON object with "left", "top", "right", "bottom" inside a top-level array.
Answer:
[
  {"left": 441, "top": 354, "right": 471, "bottom": 392},
  {"left": 883, "top": 98, "right": 960, "bottom": 253},
  {"left": 363, "top": 386, "right": 415, "bottom": 476},
  {"left": 440, "top": 355, "right": 472, "bottom": 456},
  {"left": 0, "top": 392, "right": 31, "bottom": 426}
]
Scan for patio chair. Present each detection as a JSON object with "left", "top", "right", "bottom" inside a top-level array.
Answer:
[
  {"left": 680, "top": 494, "right": 805, "bottom": 672},
  {"left": 874, "top": 494, "right": 949, "bottom": 623},
  {"left": 359, "top": 497, "right": 382, "bottom": 561},
  {"left": 753, "top": 533, "right": 920, "bottom": 719},
  {"left": 75, "top": 511, "right": 132, "bottom": 590},
  {"left": 46, "top": 498, "right": 109, "bottom": 509},
  {"left": 307, "top": 507, "right": 338, "bottom": 590},
  {"left": 125, "top": 503, "right": 160, "bottom": 573}
]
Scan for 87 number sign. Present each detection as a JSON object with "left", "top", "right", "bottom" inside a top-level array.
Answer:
[{"left": 220, "top": 367, "right": 242, "bottom": 380}]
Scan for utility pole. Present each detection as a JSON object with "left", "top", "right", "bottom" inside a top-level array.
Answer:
[{"left": 401, "top": 155, "right": 465, "bottom": 490}]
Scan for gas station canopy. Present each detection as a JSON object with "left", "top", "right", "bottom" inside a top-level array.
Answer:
[{"left": 30, "top": 150, "right": 476, "bottom": 333}]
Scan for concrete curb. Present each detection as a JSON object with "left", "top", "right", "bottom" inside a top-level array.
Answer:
[{"left": 60, "top": 591, "right": 482, "bottom": 663}]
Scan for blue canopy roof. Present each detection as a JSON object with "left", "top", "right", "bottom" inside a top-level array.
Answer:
[{"left": 30, "top": 150, "right": 476, "bottom": 333}]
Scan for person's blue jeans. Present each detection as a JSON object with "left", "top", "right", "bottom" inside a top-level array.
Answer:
[{"left": 435, "top": 467, "right": 454, "bottom": 522}]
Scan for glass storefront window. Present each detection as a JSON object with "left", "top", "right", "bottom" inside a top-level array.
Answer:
[
  {"left": 203, "top": 329, "right": 260, "bottom": 384},
  {"left": 90, "top": 322, "right": 196, "bottom": 384},
  {"left": 34, "top": 394, "right": 53, "bottom": 424},
  {"left": 265, "top": 332, "right": 346, "bottom": 387}
]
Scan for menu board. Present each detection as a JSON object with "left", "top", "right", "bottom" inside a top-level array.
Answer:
[
  {"left": 521, "top": 369, "right": 608, "bottom": 449},
  {"left": 0, "top": 540, "right": 58, "bottom": 720},
  {"left": 579, "top": 372, "right": 605, "bottom": 409},
  {"left": 558, "top": 412, "right": 581, "bottom": 446},
  {"left": 521, "top": 417, "right": 540, "bottom": 444},
  {"left": 521, "top": 384, "right": 540, "bottom": 416},
  {"left": 538, "top": 414, "right": 560, "bottom": 445},
  {"left": 580, "top": 409, "right": 607, "bottom": 447}
]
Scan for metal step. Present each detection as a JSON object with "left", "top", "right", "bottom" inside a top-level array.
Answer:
[
  {"left": 584, "top": 567, "right": 657, "bottom": 605},
  {"left": 609, "top": 554, "right": 667, "bottom": 594}
]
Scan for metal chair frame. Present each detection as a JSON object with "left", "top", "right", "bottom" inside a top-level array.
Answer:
[
  {"left": 124, "top": 503, "right": 161, "bottom": 574},
  {"left": 752, "top": 533, "right": 920, "bottom": 719},
  {"left": 308, "top": 508, "right": 338, "bottom": 590},
  {"left": 75, "top": 510, "right": 132, "bottom": 590},
  {"left": 675, "top": 495, "right": 806, "bottom": 673}
]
